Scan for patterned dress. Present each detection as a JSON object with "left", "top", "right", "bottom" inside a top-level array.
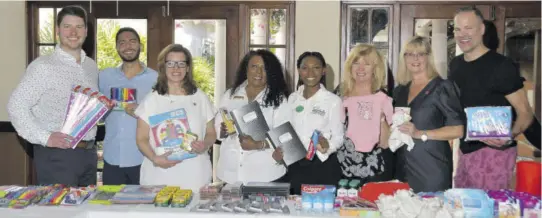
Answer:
[{"left": 337, "top": 107, "right": 387, "bottom": 181}]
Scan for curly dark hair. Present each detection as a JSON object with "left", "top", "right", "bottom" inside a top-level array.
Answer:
[
  {"left": 153, "top": 44, "right": 197, "bottom": 96},
  {"left": 296, "top": 51, "right": 327, "bottom": 88},
  {"left": 230, "top": 49, "right": 290, "bottom": 108}
]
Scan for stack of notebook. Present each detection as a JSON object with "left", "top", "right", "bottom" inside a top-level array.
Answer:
[
  {"left": 110, "top": 185, "right": 164, "bottom": 204},
  {"left": 241, "top": 182, "right": 290, "bottom": 198},
  {"left": 229, "top": 101, "right": 270, "bottom": 141}
]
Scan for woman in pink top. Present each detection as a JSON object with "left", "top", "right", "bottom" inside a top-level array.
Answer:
[{"left": 336, "top": 44, "right": 394, "bottom": 185}]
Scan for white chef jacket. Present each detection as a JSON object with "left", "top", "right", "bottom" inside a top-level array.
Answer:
[
  {"left": 215, "top": 81, "right": 288, "bottom": 184},
  {"left": 286, "top": 84, "right": 344, "bottom": 162}
]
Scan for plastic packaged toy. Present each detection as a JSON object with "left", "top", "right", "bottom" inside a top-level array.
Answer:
[
  {"left": 154, "top": 187, "right": 192, "bottom": 208},
  {"left": 171, "top": 189, "right": 193, "bottom": 208},
  {"left": 154, "top": 186, "right": 179, "bottom": 207},
  {"left": 443, "top": 188, "right": 494, "bottom": 218},
  {"left": 465, "top": 106, "right": 512, "bottom": 141}
]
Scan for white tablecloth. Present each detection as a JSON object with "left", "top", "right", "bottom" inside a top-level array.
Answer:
[{"left": 0, "top": 201, "right": 344, "bottom": 218}]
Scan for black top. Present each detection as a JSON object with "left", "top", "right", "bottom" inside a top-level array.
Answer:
[
  {"left": 448, "top": 50, "right": 524, "bottom": 154},
  {"left": 393, "top": 77, "right": 464, "bottom": 192}
]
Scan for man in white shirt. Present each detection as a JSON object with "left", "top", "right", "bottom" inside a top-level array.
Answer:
[{"left": 7, "top": 6, "right": 99, "bottom": 186}]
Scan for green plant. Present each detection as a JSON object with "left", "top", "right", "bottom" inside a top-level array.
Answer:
[
  {"left": 193, "top": 56, "right": 215, "bottom": 102},
  {"left": 96, "top": 20, "right": 148, "bottom": 70}
]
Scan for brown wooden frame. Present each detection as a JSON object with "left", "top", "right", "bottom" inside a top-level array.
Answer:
[
  {"left": 241, "top": 2, "right": 296, "bottom": 90},
  {"left": 27, "top": 1, "right": 295, "bottom": 90}
]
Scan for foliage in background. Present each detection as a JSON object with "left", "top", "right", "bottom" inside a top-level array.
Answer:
[
  {"left": 39, "top": 17, "right": 215, "bottom": 101},
  {"left": 193, "top": 57, "right": 215, "bottom": 101},
  {"left": 96, "top": 20, "right": 148, "bottom": 70},
  {"left": 250, "top": 9, "right": 285, "bottom": 43}
]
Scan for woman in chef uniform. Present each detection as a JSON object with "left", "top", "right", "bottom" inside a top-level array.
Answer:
[{"left": 272, "top": 51, "right": 344, "bottom": 195}]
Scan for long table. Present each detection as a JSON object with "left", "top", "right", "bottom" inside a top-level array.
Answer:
[{"left": 0, "top": 201, "right": 343, "bottom": 218}]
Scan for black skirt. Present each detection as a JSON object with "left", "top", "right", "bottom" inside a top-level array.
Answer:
[{"left": 276, "top": 153, "right": 342, "bottom": 195}]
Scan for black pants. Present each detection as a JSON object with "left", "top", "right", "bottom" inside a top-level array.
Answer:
[
  {"left": 102, "top": 160, "right": 141, "bottom": 185},
  {"left": 33, "top": 144, "right": 97, "bottom": 186},
  {"left": 279, "top": 153, "right": 342, "bottom": 195}
]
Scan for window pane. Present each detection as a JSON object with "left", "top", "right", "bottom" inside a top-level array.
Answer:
[
  {"left": 350, "top": 8, "right": 368, "bottom": 45},
  {"left": 270, "top": 48, "right": 286, "bottom": 69},
  {"left": 269, "top": 9, "right": 286, "bottom": 45},
  {"left": 39, "top": 46, "right": 54, "bottom": 56},
  {"left": 96, "top": 19, "right": 148, "bottom": 70},
  {"left": 250, "top": 9, "right": 267, "bottom": 45},
  {"left": 55, "top": 8, "right": 64, "bottom": 42},
  {"left": 39, "top": 8, "right": 55, "bottom": 43},
  {"left": 250, "top": 47, "right": 267, "bottom": 51},
  {"left": 371, "top": 9, "right": 388, "bottom": 43}
]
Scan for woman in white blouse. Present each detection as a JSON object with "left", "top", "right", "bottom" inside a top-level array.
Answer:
[
  {"left": 216, "top": 49, "right": 290, "bottom": 184},
  {"left": 272, "top": 52, "right": 344, "bottom": 194},
  {"left": 135, "top": 44, "right": 217, "bottom": 192}
]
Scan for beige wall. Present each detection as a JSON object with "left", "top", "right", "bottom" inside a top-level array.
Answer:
[
  {"left": 0, "top": 1, "right": 342, "bottom": 121},
  {"left": 0, "top": 1, "right": 26, "bottom": 121},
  {"left": 295, "top": 1, "right": 341, "bottom": 90}
]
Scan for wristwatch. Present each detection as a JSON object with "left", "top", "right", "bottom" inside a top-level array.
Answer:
[{"left": 420, "top": 131, "right": 428, "bottom": 142}]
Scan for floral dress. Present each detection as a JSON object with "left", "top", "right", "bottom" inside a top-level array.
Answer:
[{"left": 337, "top": 107, "right": 387, "bottom": 181}]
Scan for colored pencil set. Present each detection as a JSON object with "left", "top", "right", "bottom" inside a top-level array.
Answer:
[
  {"left": 61, "top": 85, "right": 113, "bottom": 148},
  {"left": 110, "top": 88, "right": 137, "bottom": 111}
]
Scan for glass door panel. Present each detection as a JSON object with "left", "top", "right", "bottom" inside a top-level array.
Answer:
[{"left": 174, "top": 19, "right": 226, "bottom": 105}]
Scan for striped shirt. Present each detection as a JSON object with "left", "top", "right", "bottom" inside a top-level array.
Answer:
[{"left": 7, "top": 45, "right": 99, "bottom": 146}]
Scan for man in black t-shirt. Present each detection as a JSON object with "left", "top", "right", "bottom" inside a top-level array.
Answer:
[{"left": 449, "top": 6, "right": 534, "bottom": 190}]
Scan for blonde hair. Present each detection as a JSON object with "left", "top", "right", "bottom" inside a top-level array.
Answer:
[
  {"left": 341, "top": 43, "right": 386, "bottom": 97},
  {"left": 396, "top": 36, "right": 440, "bottom": 85}
]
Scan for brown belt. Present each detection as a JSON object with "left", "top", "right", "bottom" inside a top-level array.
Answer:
[{"left": 75, "top": 141, "right": 94, "bottom": 149}]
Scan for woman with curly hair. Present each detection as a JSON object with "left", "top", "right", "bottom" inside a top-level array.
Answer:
[{"left": 215, "top": 49, "right": 290, "bottom": 184}]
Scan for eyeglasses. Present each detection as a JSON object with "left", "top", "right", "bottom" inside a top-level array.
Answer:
[
  {"left": 165, "top": 61, "right": 187, "bottom": 69},
  {"left": 404, "top": 53, "right": 428, "bottom": 59}
]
